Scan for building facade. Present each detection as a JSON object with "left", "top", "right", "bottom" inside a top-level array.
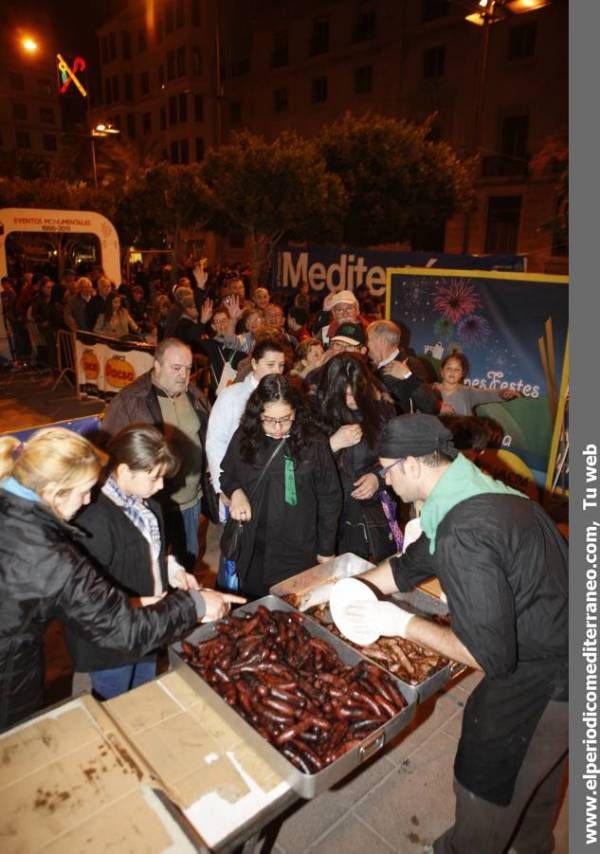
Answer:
[
  {"left": 94, "top": 0, "right": 568, "bottom": 272},
  {"left": 0, "top": 10, "right": 63, "bottom": 178}
]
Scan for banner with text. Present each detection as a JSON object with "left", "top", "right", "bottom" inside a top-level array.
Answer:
[
  {"left": 74, "top": 332, "right": 155, "bottom": 399},
  {"left": 271, "top": 241, "right": 526, "bottom": 297},
  {"left": 388, "top": 267, "right": 569, "bottom": 481}
]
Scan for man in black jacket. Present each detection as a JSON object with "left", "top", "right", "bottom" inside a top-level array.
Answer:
[
  {"left": 366, "top": 320, "right": 439, "bottom": 414},
  {"left": 103, "top": 338, "right": 211, "bottom": 568},
  {"left": 346, "top": 414, "right": 568, "bottom": 854}
]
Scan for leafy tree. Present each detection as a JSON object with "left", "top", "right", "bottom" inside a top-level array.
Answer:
[
  {"left": 317, "top": 112, "right": 475, "bottom": 247},
  {"left": 115, "top": 163, "right": 215, "bottom": 272},
  {"left": 201, "top": 130, "right": 346, "bottom": 280}
]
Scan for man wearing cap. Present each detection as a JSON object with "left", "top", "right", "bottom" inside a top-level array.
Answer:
[
  {"left": 345, "top": 413, "right": 567, "bottom": 854},
  {"left": 315, "top": 289, "right": 366, "bottom": 346}
]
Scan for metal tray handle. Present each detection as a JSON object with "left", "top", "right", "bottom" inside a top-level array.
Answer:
[{"left": 358, "top": 732, "right": 385, "bottom": 763}]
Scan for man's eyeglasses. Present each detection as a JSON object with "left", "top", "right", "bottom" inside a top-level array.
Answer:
[
  {"left": 379, "top": 458, "right": 404, "bottom": 478},
  {"left": 261, "top": 414, "right": 295, "bottom": 427}
]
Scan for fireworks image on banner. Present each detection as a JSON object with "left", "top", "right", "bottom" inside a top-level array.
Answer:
[
  {"left": 456, "top": 314, "right": 491, "bottom": 348},
  {"left": 432, "top": 278, "right": 481, "bottom": 323},
  {"left": 433, "top": 316, "right": 456, "bottom": 343}
]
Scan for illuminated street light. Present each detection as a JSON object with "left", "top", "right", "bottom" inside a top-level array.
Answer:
[
  {"left": 20, "top": 36, "right": 39, "bottom": 54},
  {"left": 92, "top": 124, "right": 120, "bottom": 137}
]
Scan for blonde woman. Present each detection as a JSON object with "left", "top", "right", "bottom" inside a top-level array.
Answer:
[{"left": 0, "top": 427, "right": 241, "bottom": 731}]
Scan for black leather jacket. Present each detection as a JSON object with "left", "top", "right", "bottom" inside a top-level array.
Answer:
[{"left": 0, "top": 488, "right": 198, "bottom": 732}]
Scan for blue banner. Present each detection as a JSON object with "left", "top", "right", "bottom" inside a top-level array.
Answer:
[
  {"left": 388, "top": 267, "right": 568, "bottom": 477},
  {"left": 2, "top": 414, "right": 103, "bottom": 443},
  {"left": 271, "top": 241, "right": 526, "bottom": 297}
]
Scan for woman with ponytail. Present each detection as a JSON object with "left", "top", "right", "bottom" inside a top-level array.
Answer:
[{"left": 0, "top": 427, "right": 241, "bottom": 731}]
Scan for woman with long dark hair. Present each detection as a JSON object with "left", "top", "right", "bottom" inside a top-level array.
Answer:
[
  {"left": 315, "top": 353, "right": 398, "bottom": 561},
  {"left": 94, "top": 292, "right": 140, "bottom": 339},
  {"left": 220, "top": 374, "right": 342, "bottom": 597}
]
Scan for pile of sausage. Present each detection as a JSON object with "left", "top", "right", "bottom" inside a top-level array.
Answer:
[
  {"left": 180, "top": 606, "right": 407, "bottom": 774},
  {"left": 309, "top": 605, "right": 449, "bottom": 685}
]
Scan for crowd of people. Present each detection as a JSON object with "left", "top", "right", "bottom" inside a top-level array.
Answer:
[{"left": 0, "top": 258, "right": 566, "bottom": 853}]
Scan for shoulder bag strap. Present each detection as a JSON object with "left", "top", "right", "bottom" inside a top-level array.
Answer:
[{"left": 249, "top": 439, "right": 287, "bottom": 501}]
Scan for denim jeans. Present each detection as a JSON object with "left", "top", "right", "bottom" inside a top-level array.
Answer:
[
  {"left": 181, "top": 500, "right": 202, "bottom": 563},
  {"left": 90, "top": 659, "right": 157, "bottom": 701}
]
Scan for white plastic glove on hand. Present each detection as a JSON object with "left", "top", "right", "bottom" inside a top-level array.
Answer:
[{"left": 343, "top": 600, "right": 415, "bottom": 640}]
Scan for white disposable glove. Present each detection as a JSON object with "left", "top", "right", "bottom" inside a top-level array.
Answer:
[{"left": 344, "top": 600, "right": 415, "bottom": 640}]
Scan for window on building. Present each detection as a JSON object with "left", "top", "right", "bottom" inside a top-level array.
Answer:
[
  {"left": 140, "top": 70, "right": 150, "bottom": 95},
  {"left": 273, "top": 87, "right": 288, "bottom": 113},
  {"left": 109, "top": 32, "right": 117, "bottom": 61},
  {"left": 229, "top": 100, "right": 242, "bottom": 123},
  {"left": 142, "top": 112, "right": 152, "bottom": 135},
  {"left": 42, "top": 134, "right": 57, "bottom": 152},
  {"left": 354, "top": 65, "right": 373, "bottom": 94},
  {"left": 179, "top": 92, "right": 188, "bottom": 122},
  {"left": 13, "top": 103, "right": 28, "bottom": 121},
  {"left": 421, "top": 0, "right": 449, "bottom": 22},
  {"left": 138, "top": 28, "right": 147, "bottom": 52},
  {"left": 485, "top": 196, "right": 522, "bottom": 253},
  {"left": 423, "top": 44, "right": 446, "bottom": 78},
  {"left": 353, "top": 2, "right": 376, "bottom": 42},
  {"left": 310, "top": 17, "right": 329, "bottom": 55},
  {"left": 195, "top": 137, "right": 205, "bottom": 161},
  {"left": 311, "top": 76, "right": 328, "bottom": 103},
  {"left": 170, "top": 140, "right": 179, "bottom": 164},
  {"left": 191, "top": 0, "right": 201, "bottom": 26},
  {"left": 37, "top": 78, "right": 52, "bottom": 96},
  {"left": 180, "top": 138, "right": 189, "bottom": 164},
  {"left": 159, "top": 65, "right": 165, "bottom": 86},
  {"left": 101, "top": 35, "right": 109, "bottom": 64},
  {"left": 192, "top": 46, "right": 202, "bottom": 75},
  {"left": 122, "top": 31, "right": 132, "bottom": 60},
  {"left": 272, "top": 30, "right": 289, "bottom": 67},
  {"left": 157, "top": 18, "right": 164, "bottom": 42},
  {"left": 194, "top": 93, "right": 204, "bottom": 121},
  {"left": 8, "top": 72, "right": 25, "bottom": 90},
  {"left": 508, "top": 23, "right": 537, "bottom": 60},
  {"left": 166, "top": 0, "right": 175, "bottom": 34},
  {"left": 124, "top": 73, "right": 134, "bottom": 101},
  {"left": 176, "top": 0, "right": 185, "bottom": 27},
  {"left": 177, "top": 45, "right": 186, "bottom": 77},
  {"left": 501, "top": 114, "right": 529, "bottom": 160},
  {"left": 16, "top": 131, "right": 31, "bottom": 149},
  {"left": 169, "top": 95, "right": 178, "bottom": 124},
  {"left": 167, "top": 49, "right": 176, "bottom": 81},
  {"left": 160, "top": 106, "right": 167, "bottom": 130},
  {"left": 231, "top": 57, "right": 250, "bottom": 76},
  {"left": 105, "top": 77, "right": 112, "bottom": 103},
  {"left": 127, "top": 113, "right": 136, "bottom": 139},
  {"left": 112, "top": 74, "right": 120, "bottom": 101},
  {"left": 40, "top": 106, "right": 55, "bottom": 124}
]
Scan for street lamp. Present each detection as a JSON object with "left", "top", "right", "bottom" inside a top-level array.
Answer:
[
  {"left": 20, "top": 36, "right": 39, "bottom": 55},
  {"left": 90, "top": 124, "right": 120, "bottom": 188}
]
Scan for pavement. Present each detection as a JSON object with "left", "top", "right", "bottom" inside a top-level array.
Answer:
[{"left": 1, "top": 374, "right": 569, "bottom": 853}]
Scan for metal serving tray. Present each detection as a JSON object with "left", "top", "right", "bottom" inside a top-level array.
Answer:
[
  {"left": 269, "top": 553, "right": 375, "bottom": 611},
  {"left": 169, "top": 595, "right": 418, "bottom": 799},
  {"left": 306, "top": 586, "right": 464, "bottom": 703}
]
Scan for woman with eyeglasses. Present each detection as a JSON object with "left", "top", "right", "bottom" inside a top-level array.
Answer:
[
  {"left": 220, "top": 374, "right": 342, "bottom": 598},
  {"left": 315, "top": 353, "right": 399, "bottom": 562}
]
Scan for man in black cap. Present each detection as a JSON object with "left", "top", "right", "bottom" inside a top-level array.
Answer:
[{"left": 344, "top": 413, "right": 568, "bottom": 854}]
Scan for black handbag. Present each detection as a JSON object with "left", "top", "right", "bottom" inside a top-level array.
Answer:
[
  {"left": 220, "top": 517, "right": 244, "bottom": 561},
  {"left": 219, "top": 439, "right": 287, "bottom": 562}
]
